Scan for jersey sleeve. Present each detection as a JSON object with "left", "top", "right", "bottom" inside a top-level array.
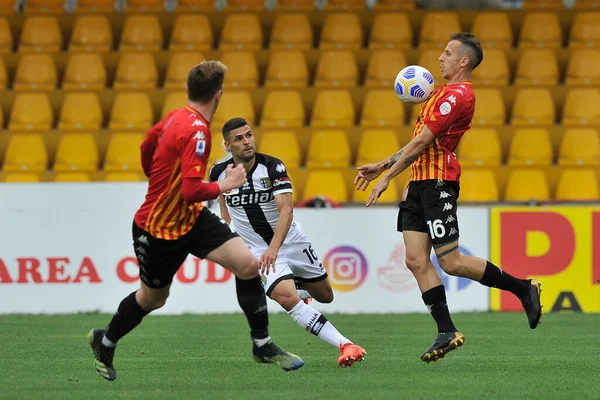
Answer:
[
  {"left": 176, "top": 124, "right": 211, "bottom": 179},
  {"left": 423, "top": 89, "right": 470, "bottom": 137},
  {"left": 268, "top": 159, "right": 293, "bottom": 196}
]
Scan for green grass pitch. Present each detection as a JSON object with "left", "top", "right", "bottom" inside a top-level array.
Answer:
[{"left": 0, "top": 312, "right": 597, "bottom": 399}]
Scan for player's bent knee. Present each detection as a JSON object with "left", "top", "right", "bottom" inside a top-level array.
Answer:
[
  {"left": 137, "top": 290, "right": 169, "bottom": 311},
  {"left": 272, "top": 290, "right": 301, "bottom": 311},
  {"left": 438, "top": 256, "right": 462, "bottom": 277},
  {"left": 405, "top": 254, "right": 429, "bottom": 274},
  {"left": 236, "top": 255, "right": 260, "bottom": 280},
  {"left": 314, "top": 287, "right": 334, "bottom": 303}
]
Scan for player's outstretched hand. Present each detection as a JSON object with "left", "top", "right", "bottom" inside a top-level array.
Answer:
[
  {"left": 259, "top": 247, "right": 278, "bottom": 275},
  {"left": 366, "top": 177, "right": 390, "bottom": 207},
  {"left": 225, "top": 163, "right": 247, "bottom": 189},
  {"left": 354, "top": 163, "right": 384, "bottom": 191}
]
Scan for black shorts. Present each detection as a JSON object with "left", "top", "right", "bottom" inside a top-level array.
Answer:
[
  {"left": 397, "top": 179, "right": 460, "bottom": 246},
  {"left": 132, "top": 208, "right": 238, "bottom": 289}
]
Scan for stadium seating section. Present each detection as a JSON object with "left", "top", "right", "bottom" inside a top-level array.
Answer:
[{"left": 0, "top": 0, "right": 599, "bottom": 204}]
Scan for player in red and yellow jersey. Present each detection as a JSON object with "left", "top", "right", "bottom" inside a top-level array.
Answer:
[
  {"left": 354, "top": 33, "right": 542, "bottom": 363},
  {"left": 87, "top": 61, "right": 304, "bottom": 382}
]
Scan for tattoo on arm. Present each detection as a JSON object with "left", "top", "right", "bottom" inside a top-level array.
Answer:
[
  {"left": 404, "top": 155, "right": 418, "bottom": 167},
  {"left": 383, "top": 150, "right": 403, "bottom": 170}
]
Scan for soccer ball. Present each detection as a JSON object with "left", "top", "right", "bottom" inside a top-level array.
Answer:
[{"left": 394, "top": 65, "right": 435, "bottom": 104}]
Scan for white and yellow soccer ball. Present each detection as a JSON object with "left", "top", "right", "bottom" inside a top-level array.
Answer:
[{"left": 394, "top": 65, "right": 435, "bottom": 104}]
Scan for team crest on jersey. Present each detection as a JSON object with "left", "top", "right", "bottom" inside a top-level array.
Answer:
[{"left": 260, "top": 177, "right": 272, "bottom": 189}]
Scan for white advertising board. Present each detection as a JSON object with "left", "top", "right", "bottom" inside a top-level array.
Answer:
[{"left": 0, "top": 184, "right": 489, "bottom": 314}]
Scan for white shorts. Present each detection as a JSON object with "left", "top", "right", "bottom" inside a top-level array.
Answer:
[{"left": 252, "top": 240, "right": 328, "bottom": 296}]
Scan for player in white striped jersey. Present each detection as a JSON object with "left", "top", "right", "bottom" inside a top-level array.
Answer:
[{"left": 210, "top": 118, "right": 366, "bottom": 367}]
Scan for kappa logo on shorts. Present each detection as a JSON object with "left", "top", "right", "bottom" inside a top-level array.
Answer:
[
  {"left": 136, "top": 235, "right": 149, "bottom": 245},
  {"left": 440, "top": 191, "right": 450, "bottom": 199},
  {"left": 445, "top": 215, "right": 456, "bottom": 223},
  {"left": 449, "top": 227, "right": 458, "bottom": 236},
  {"left": 442, "top": 203, "right": 453, "bottom": 211}
]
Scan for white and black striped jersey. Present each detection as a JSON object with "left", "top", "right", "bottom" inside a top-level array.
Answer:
[{"left": 209, "top": 153, "right": 304, "bottom": 250}]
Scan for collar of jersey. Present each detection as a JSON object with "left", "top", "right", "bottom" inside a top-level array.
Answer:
[{"left": 184, "top": 105, "right": 210, "bottom": 126}]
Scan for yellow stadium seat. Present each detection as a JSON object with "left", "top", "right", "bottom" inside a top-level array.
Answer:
[
  {"left": 105, "top": 172, "right": 146, "bottom": 181},
  {"left": 161, "top": 91, "right": 187, "bottom": 119},
  {"left": 514, "top": 49, "right": 558, "bottom": 86},
  {"left": 169, "top": 15, "right": 213, "bottom": 52},
  {"left": 58, "top": 92, "right": 103, "bottom": 131},
  {"left": 559, "top": 128, "right": 600, "bottom": 166},
  {"left": 209, "top": 140, "right": 230, "bottom": 166},
  {"left": 352, "top": 174, "right": 399, "bottom": 203},
  {"left": 13, "top": 53, "right": 57, "bottom": 91},
  {"left": 260, "top": 91, "right": 305, "bottom": 128},
  {"left": 418, "top": 12, "right": 461, "bottom": 49},
  {"left": 471, "top": 12, "right": 512, "bottom": 49},
  {"left": 303, "top": 170, "right": 348, "bottom": 202},
  {"left": 114, "top": 52, "right": 158, "bottom": 90},
  {"left": 69, "top": 16, "right": 113, "bottom": 53},
  {"left": 574, "top": 0, "right": 600, "bottom": 9},
  {"left": 556, "top": 169, "right": 600, "bottom": 200},
  {"left": 569, "top": 12, "right": 600, "bottom": 47},
  {"left": 374, "top": 0, "right": 415, "bottom": 10},
  {"left": 508, "top": 128, "right": 553, "bottom": 166},
  {"left": 163, "top": 52, "right": 204, "bottom": 90},
  {"left": 360, "top": 89, "right": 405, "bottom": 127},
  {"left": 314, "top": 50, "right": 358, "bottom": 88},
  {"left": 54, "top": 133, "right": 99, "bottom": 172},
  {"left": 9, "top": 93, "right": 53, "bottom": 131},
  {"left": 174, "top": 0, "right": 214, "bottom": 13},
  {"left": 566, "top": 49, "right": 600, "bottom": 85},
  {"left": 369, "top": 13, "right": 412, "bottom": 49},
  {"left": 306, "top": 130, "right": 351, "bottom": 168},
  {"left": 226, "top": 0, "right": 265, "bottom": 10},
  {"left": 320, "top": 13, "right": 363, "bottom": 50},
  {"left": 74, "top": 0, "right": 115, "bottom": 13},
  {"left": 119, "top": 15, "right": 163, "bottom": 53},
  {"left": 365, "top": 50, "right": 407, "bottom": 88},
  {"left": 19, "top": 16, "right": 62, "bottom": 53},
  {"left": 221, "top": 51, "right": 259, "bottom": 89},
  {"left": 124, "top": 0, "right": 164, "bottom": 12},
  {"left": 4, "top": 173, "right": 42, "bottom": 183},
  {"left": 0, "top": 100, "right": 4, "bottom": 127},
  {"left": 456, "top": 168, "right": 499, "bottom": 202},
  {"left": 457, "top": 128, "right": 502, "bottom": 167},
  {"left": 310, "top": 90, "right": 355, "bottom": 128},
  {"left": 269, "top": 14, "right": 313, "bottom": 50},
  {"left": 471, "top": 88, "right": 506, "bottom": 127},
  {"left": 104, "top": 133, "right": 145, "bottom": 172},
  {"left": 519, "top": 12, "right": 562, "bottom": 48},
  {"left": 356, "top": 129, "right": 400, "bottom": 165},
  {"left": 471, "top": 49, "right": 509, "bottom": 87},
  {"left": 562, "top": 88, "right": 600, "bottom": 126},
  {"left": 504, "top": 169, "right": 550, "bottom": 202},
  {"left": 62, "top": 53, "right": 107, "bottom": 91},
  {"left": 3, "top": 133, "right": 47, "bottom": 172},
  {"left": 275, "top": 0, "right": 314, "bottom": 11},
  {"left": 265, "top": 50, "right": 309, "bottom": 88},
  {"left": 212, "top": 90, "right": 255, "bottom": 128},
  {"left": 0, "top": 57, "right": 6, "bottom": 90},
  {"left": 0, "top": 0, "right": 17, "bottom": 15},
  {"left": 219, "top": 14, "right": 262, "bottom": 51},
  {"left": 510, "top": 88, "right": 555, "bottom": 126},
  {"left": 24, "top": 0, "right": 65, "bottom": 14},
  {"left": 55, "top": 172, "right": 91, "bottom": 182},
  {"left": 258, "top": 131, "right": 301, "bottom": 168},
  {"left": 0, "top": 17, "right": 12, "bottom": 53},
  {"left": 417, "top": 50, "right": 444, "bottom": 85},
  {"left": 109, "top": 92, "right": 154, "bottom": 131}
]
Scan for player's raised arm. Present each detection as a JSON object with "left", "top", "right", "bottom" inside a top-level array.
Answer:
[{"left": 178, "top": 126, "right": 247, "bottom": 204}]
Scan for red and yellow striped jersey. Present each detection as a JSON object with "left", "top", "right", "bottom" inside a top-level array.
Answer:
[
  {"left": 134, "top": 106, "right": 212, "bottom": 240},
  {"left": 410, "top": 81, "right": 475, "bottom": 182}
]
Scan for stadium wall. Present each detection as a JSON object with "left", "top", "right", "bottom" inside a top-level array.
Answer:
[{"left": 0, "top": 184, "right": 596, "bottom": 314}]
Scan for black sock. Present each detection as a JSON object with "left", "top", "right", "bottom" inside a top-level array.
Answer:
[
  {"left": 235, "top": 276, "right": 269, "bottom": 341},
  {"left": 105, "top": 291, "right": 150, "bottom": 344},
  {"left": 422, "top": 285, "right": 457, "bottom": 333},
  {"left": 479, "top": 261, "right": 529, "bottom": 299}
]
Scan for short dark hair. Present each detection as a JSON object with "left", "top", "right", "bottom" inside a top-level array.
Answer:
[
  {"left": 187, "top": 60, "right": 227, "bottom": 104},
  {"left": 222, "top": 117, "right": 249, "bottom": 139},
  {"left": 450, "top": 32, "right": 483, "bottom": 70}
]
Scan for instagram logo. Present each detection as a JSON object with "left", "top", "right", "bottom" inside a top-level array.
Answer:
[{"left": 323, "top": 246, "right": 368, "bottom": 292}]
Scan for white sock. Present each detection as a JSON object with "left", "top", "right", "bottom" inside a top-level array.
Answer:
[
  {"left": 252, "top": 336, "right": 271, "bottom": 347},
  {"left": 287, "top": 300, "right": 351, "bottom": 348},
  {"left": 297, "top": 289, "right": 311, "bottom": 300},
  {"left": 102, "top": 335, "right": 116, "bottom": 348}
]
